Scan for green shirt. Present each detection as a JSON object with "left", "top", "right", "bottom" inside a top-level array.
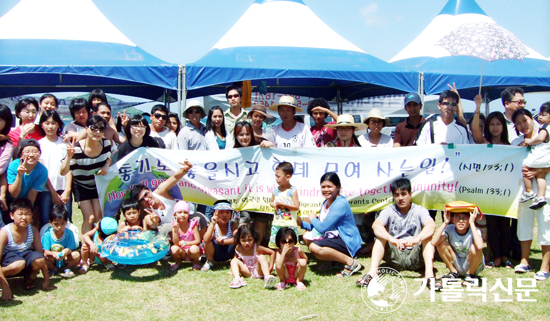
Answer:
[{"left": 224, "top": 108, "right": 248, "bottom": 134}]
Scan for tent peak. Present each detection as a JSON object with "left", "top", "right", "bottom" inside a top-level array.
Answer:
[{"left": 438, "top": 0, "right": 487, "bottom": 16}]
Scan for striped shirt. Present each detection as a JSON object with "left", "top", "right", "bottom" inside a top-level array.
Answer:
[
  {"left": 69, "top": 139, "right": 112, "bottom": 190},
  {"left": 2, "top": 224, "right": 33, "bottom": 254}
]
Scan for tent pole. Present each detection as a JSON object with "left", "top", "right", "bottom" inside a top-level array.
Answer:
[
  {"left": 177, "top": 66, "right": 182, "bottom": 116},
  {"left": 336, "top": 87, "right": 342, "bottom": 114},
  {"left": 181, "top": 66, "right": 187, "bottom": 119},
  {"left": 418, "top": 72, "right": 425, "bottom": 117}
]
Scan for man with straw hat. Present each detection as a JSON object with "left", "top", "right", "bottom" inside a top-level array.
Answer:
[
  {"left": 224, "top": 85, "right": 248, "bottom": 135},
  {"left": 269, "top": 96, "right": 315, "bottom": 148},
  {"left": 325, "top": 114, "right": 366, "bottom": 147},
  {"left": 177, "top": 99, "right": 208, "bottom": 151}
]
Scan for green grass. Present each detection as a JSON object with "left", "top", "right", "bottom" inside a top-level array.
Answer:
[{"left": 1, "top": 207, "right": 549, "bottom": 321}]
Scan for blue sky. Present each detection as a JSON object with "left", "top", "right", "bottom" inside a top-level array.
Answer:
[{"left": 1, "top": 0, "right": 549, "bottom": 109}]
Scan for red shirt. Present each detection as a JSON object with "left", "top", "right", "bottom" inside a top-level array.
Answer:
[
  {"left": 8, "top": 124, "right": 45, "bottom": 146},
  {"left": 310, "top": 121, "right": 337, "bottom": 147}
]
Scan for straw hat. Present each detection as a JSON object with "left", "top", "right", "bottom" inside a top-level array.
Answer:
[
  {"left": 247, "top": 104, "right": 274, "bottom": 119},
  {"left": 326, "top": 114, "right": 367, "bottom": 131},
  {"left": 184, "top": 99, "right": 206, "bottom": 118},
  {"left": 268, "top": 95, "right": 304, "bottom": 112},
  {"left": 363, "top": 108, "right": 389, "bottom": 126}
]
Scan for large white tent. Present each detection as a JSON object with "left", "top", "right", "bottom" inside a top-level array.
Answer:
[
  {"left": 0, "top": 0, "right": 180, "bottom": 101},
  {"left": 390, "top": 0, "right": 550, "bottom": 101},
  {"left": 185, "top": 0, "right": 419, "bottom": 104}
]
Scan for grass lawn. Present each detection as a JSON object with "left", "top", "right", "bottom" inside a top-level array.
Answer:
[{"left": 1, "top": 206, "right": 549, "bottom": 321}]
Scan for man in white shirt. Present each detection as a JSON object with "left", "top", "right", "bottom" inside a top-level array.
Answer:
[
  {"left": 415, "top": 90, "right": 469, "bottom": 146},
  {"left": 149, "top": 104, "right": 178, "bottom": 150},
  {"left": 500, "top": 87, "right": 535, "bottom": 142},
  {"left": 268, "top": 96, "right": 315, "bottom": 148}
]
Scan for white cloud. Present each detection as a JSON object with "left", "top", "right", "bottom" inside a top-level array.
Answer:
[{"left": 360, "top": 3, "right": 383, "bottom": 26}]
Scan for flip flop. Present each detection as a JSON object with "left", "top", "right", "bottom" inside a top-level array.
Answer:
[{"left": 296, "top": 281, "right": 306, "bottom": 291}]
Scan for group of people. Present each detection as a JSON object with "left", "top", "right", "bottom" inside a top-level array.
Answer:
[{"left": 0, "top": 84, "right": 549, "bottom": 301}]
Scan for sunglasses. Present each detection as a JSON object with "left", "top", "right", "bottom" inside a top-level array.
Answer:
[
  {"left": 138, "top": 190, "right": 152, "bottom": 203},
  {"left": 89, "top": 125, "right": 106, "bottom": 133},
  {"left": 153, "top": 113, "right": 167, "bottom": 120},
  {"left": 227, "top": 94, "right": 240, "bottom": 99},
  {"left": 280, "top": 238, "right": 295, "bottom": 244},
  {"left": 187, "top": 109, "right": 202, "bottom": 114}
]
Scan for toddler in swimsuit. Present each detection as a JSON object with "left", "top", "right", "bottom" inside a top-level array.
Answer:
[
  {"left": 229, "top": 224, "right": 276, "bottom": 289},
  {"left": 170, "top": 201, "right": 203, "bottom": 271},
  {"left": 275, "top": 227, "right": 308, "bottom": 291}
]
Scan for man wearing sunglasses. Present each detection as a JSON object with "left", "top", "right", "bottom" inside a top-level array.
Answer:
[
  {"left": 149, "top": 104, "right": 178, "bottom": 150},
  {"left": 224, "top": 85, "right": 248, "bottom": 135},
  {"left": 415, "top": 90, "right": 469, "bottom": 146},
  {"left": 177, "top": 100, "right": 208, "bottom": 151}
]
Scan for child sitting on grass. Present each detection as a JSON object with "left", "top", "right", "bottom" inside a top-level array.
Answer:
[
  {"left": 41, "top": 205, "right": 80, "bottom": 278},
  {"left": 229, "top": 224, "right": 276, "bottom": 289},
  {"left": 0, "top": 198, "right": 52, "bottom": 301},
  {"left": 79, "top": 217, "right": 118, "bottom": 273},
  {"left": 431, "top": 201, "right": 484, "bottom": 288},
  {"left": 202, "top": 200, "right": 238, "bottom": 271},
  {"left": 269, "top": 162, "right": 300, "bottom": 249},
  {"left": 170, "top": 201, "right": 203, "bottom": 271},
  {"left": 116, "top": 199, "right": 146, "bottom": 232},
  {"left": 275, "top": 227, "right": 308, "bottom": 291}
]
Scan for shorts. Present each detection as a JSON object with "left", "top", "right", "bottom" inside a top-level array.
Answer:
[
  {"left": 72, "top": 184, "right": 98, "bottom": 202},
  {"left": 383, "top": 242, "right": 424, "bottom": 271},
  {"left": 313, "top": 236, "right": 351, "bottom": 257},
  {"left": 517, "top": 202, "right": 550, "bottom": 245},
  {"left": 1, "top": 250, "right": 45, "bottom": 274},
  {"left": 454, "top": 255, "right": 484, "bottom": 276},
  {"left": 269, "top": 225, "right": 298, "bottom": 249},
  {"left": 212, "top": 239, "right": 235, "bottom": 262},
  {"left": 239, "top": 211, "right": 273, "bottom": 225}
]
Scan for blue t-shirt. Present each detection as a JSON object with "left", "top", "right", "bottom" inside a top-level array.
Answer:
[
  {"left": 7, "top": 159, "right": 48, "bottom": 198},
  {"left": 41, "top": 228, "right": 76, "bottom": 251}
]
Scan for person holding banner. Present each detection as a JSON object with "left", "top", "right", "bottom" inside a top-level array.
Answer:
[
  {"left": 129, "top": 159, "right": 193, "bottom": 238},
  {"left": 358, "top": 109, "right": 393, "bottom": 148},
  {"left": 205, "top": 106, "right": 234, "bottom": 150},
  {"left": 248, "top": 104, "right": 276, "bottom": 144},
  {"left": 325, "top": 114, "right": 365, "bottom": 148},
  {"left": 299, "top": 172, "right": 362, "bottom": 278},
  {"left": 307, "top": 98, "right": 338, "bottom": 147},
  {"left": 470, "top": 95, "right": 513, "bottom": 269}
]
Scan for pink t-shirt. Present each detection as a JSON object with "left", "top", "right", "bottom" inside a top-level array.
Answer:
[{"left": 310, "top": 122, "right": 336, "bottom": 147}]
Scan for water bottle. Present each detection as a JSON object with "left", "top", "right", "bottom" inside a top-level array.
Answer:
[{"left": 56, "top": 252, "right": 64, "bottom": 269}]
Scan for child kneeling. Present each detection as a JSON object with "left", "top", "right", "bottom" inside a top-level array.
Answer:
[{"left": 432, "top": 202, "right": 484, "bottom": 287}]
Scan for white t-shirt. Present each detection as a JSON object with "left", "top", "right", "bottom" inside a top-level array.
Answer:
[
  {"left": 272, "top": 122, "right": 316, "bottom": 148},
  {"left": 512, "top": 125, "right": 550, "bottom": 168},
  {"left": 358, "top": 133, "right": 394, "bottom": 148},
  {"left": 150, "top": 127, "right": 178, "bottom": 150},
  {"left": 38, "top": 137, "right": 67, "bottom": 190},
  {"left": 444, "top": 225, "right": 482, "bottom": 259},
  {"left": 416, "top": 116, "right": 470, "bottom": 145}
]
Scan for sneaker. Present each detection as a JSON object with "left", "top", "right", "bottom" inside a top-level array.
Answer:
[
  {"left": 264, "top": 275, "right": 277, "bottom": 289},
  {"left": 229, "top": 277, "right": 244, "bottom": 289},
  {"left": 529, "top": 197, "right": 547, "bottom": 210},
  {"left": 519, "top": 191, "right": 536, "bottom": 203},
  {"left": 514, "top": 264, "right": 532, "bottom": 273},
  {"left": 534, "top": 271, "right": 549, "bottom": 281}
]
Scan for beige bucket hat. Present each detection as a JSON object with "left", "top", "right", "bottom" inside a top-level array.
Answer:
[
  {"left": 326, "top": 114, "right": 368, "bottom": 131},
  {"left": 363, "top": 108, "right": 389, "bottom": 126},
  {"left": 268, "top": 95, "right": 304, "bottom": 112}
]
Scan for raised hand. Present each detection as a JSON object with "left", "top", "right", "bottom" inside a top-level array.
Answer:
[
  {"left": 17, "top": 157, "right": 27, "bottom": 175},
  {"left": 118, "top": 110, "right": 129, "bottom": 128},
  {"left": 66, "top": 138, "right": 76, "bottom": 158}
]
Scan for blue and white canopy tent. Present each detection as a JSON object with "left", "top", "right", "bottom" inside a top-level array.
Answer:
[
  {"left": 185, "top": 0, "right": 418, "bottom": 109},
  {"left": 0, "top": 0, "right": 180, "bottom": 102},
  {"left": 390, "top": 0, "right": 550, "bottom": 102}
]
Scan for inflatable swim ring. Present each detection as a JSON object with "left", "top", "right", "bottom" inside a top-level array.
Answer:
[{"left": 101, "top": 230, "right": 170, "bottom": 265}]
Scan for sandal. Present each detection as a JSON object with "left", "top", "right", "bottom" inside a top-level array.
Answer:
[
  {"left": 296, "top": 281, "right": 306, "bottom": 291},
  {"left": 169, "top": 263, "right": 180, "bottom": 271},
  {"left": 276, "top": 281, "right": 287, "bottom": 291},
  {"left": 485, "top": 262, "right": 495, "bottom": 269},
  {"left": 427, "top": 277, "right": 442, "bottom": 291},
  {"left": 264, "top": 275, "right": 277, "bottom": 289},
  {"left": 78, "top": 265, "right": 89, "bottom": 274},
  {"left": 442, "top": 271, "right": 460, "bottom": 280},
  {"left": 356, "top": 273, "right": 373, "bottom": 287},
  {"left": 201, "top": 261, "right": 214, "bottom": 272},
  {"left": 60, "top": 269, "right": 75, "bottom": 278},
  {"left": 337, "top": 259, "right": 362, "bottom": 278},
  {"left": 462, "top": 274, "right": 477, "bottom": 287},
  {"left": 505, "top": 261, "right": 514, "bottom": 269},
  {"left": 192, "top": 263, "right": 201, "bottom": 271}
]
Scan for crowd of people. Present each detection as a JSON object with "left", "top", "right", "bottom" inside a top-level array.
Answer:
[{"left": 0, "top": 84, "right": 549, "bottom": 301}]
